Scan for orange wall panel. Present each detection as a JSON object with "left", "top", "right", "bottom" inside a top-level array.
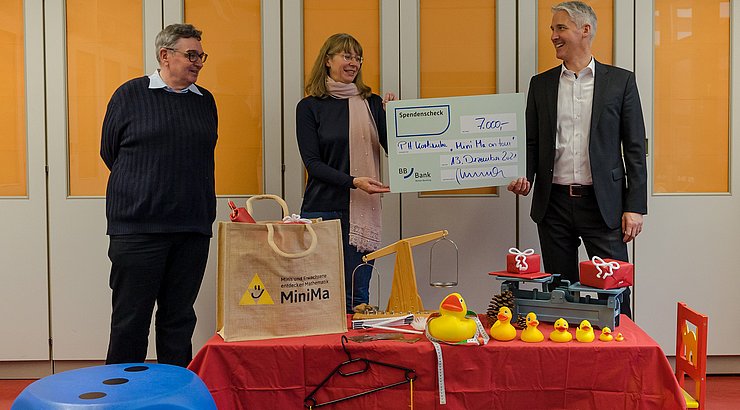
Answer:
[
  {"left": 537, "top": 0, "right": 613, "bottom": 73},
  {"left": 186, "top": 0, "right": 264, "bottom": 195},
  {"left": 0, "top": 0, "right": 27, "bottom": 196},
  {"left": 67, "top": 0, "right": 143, "bottom": 196},
  {"left": 653, "top": 1, "right": 729, "bottom": 193},
  {"left": 420, "top": 0, "right": 497, "bottom": 196},
  {"left": 420, "top": 0, "right": 496, "bottom": 98}
]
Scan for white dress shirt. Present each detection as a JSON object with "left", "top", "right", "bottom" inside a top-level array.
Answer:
[
  {"left": 148, "top": 70, "right": 202, "bottom": 96},
  {"left": 553, "top": 58, "right": 595, "bottom": 185}
]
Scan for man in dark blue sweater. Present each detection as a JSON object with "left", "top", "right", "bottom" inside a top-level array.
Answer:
[{"left": 100, "top": 23, "right": 217, "bottom": 367}]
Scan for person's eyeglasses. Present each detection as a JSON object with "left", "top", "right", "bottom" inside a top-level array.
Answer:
[
  {"left": 166, "top": 48, "right": 208, "bottom": 63},
  {"left": 337, "top": 53, "right": 363, "bottom": 64}
]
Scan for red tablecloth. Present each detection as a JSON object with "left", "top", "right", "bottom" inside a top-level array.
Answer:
[{"left": 189, "top": 315, "right": 685, "bottom": 409}]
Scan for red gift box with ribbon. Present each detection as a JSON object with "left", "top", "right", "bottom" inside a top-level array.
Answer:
[
  {"left": 506, "top": 248, "right": 541, "bottom": 274},
  {"left": 579, "top": 256, "right": 633, "bottom": 289}
]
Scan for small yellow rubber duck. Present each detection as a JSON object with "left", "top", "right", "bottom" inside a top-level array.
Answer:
[
  {"left": 549, "top": 318, "right": 572, "bottom": 342},
  {"left": 615, "top": 332, "right": 625, "bottom": 342},
  {"left": 427, "top": 293, "right": 477, "bottom": 343},
  {"left": 599, "top": 327, "right": 614, "bottom": 342},
  {"left": 575, "top": 320, "right": 595, "bottom": 343},
  {"left": 520, "top": 312, "right": 544, "bottom": 343},
  {"left": 489, "top": 306, "right": 517, "bottom": 341}
]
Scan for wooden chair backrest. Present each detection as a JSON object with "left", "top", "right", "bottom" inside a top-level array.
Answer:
[{"left": 675, "top": 302, "right": 708, "bottom": 408}]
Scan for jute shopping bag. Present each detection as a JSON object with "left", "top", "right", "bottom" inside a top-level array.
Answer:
[{"left": 217, "top": 219, "right": 347, "bottom": 341}]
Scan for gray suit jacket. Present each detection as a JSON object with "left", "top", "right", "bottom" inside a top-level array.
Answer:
[{"left": 526, "top": 60, "right": 647, "bottom": 229}]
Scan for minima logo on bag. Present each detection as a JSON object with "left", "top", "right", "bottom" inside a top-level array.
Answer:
[
  {"left": 239, "top": 273, "right": 275, "bottom": 305},
  {"left": 279, "top": 274, "right": 330, "bottom": 304}
]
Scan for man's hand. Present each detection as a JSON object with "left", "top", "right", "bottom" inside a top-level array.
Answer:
[
  {"left": 507, "top": 177, "right": 531, "bottom": 196},
  {"left": 353, "top": 177, "right": 390, "bottom": 194},
  {"left": 621, "top": 212, "right": 643, "bottom": 243}
]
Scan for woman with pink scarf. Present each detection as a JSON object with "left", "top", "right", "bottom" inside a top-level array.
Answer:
[{"left": 296, "top": 33, "right": 396, "bottom": 313}]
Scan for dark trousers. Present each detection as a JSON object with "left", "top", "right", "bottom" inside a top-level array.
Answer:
[
  {"left": 299, "top": 210, "right": 373, "bottom": 314},
  {"left": 106, "top": 233, "right": 210, "bottom": 367},
  {"left": 537, "top": 187, "right": 632, "bottom": 318}
]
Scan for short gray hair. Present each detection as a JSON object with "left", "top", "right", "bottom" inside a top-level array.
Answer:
[
  {"left": 155, "top": 24, "right": 202, "bottom": 63},
  {"left": 552, "top": 1, "right": 597, "bottom": 41}
]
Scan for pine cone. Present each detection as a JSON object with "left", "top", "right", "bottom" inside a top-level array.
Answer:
[
  {"left": 515, "top": 315, "right": 527, "bottom": 330},
  {"left": 486, "top": 290, "right": 516, "bottom": 326}
]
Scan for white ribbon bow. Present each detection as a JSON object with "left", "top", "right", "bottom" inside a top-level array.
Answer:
[
  {"left": 282, "top": 214, "right": 312, "bottom": 224},
  {"left": 508, "top": 247, "right": 534, "bottom": 271},
  {"left": 591, "top": 256, "right": 620, "bottom": 279}
]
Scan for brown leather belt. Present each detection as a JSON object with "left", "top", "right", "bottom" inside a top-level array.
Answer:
[{"left": 552, "top": 184, "right": 593, "bottom": 197}]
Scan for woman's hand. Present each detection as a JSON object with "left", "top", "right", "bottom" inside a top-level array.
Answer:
[
  {"left": 353, "top": 177, "right": 390, "bottom": 194},
  {"left": 382, "top": 92, "right": 397, "bottom": 110}
]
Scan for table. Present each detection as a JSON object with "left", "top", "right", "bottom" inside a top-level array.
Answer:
[{"left": 188, "top": 316, "right": 686, "bottom": 409}]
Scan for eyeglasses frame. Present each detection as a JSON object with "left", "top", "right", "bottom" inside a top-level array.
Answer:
[
  {"left": 165, "top": 47, "right": 208, "bottom": 63},
  {"left": 331, "top": 52, "right": 363, "bottom": 65}
]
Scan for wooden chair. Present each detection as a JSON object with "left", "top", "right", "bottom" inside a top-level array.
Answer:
[{"left": 675, "top": 302, "right": 708, "bottom": 409}]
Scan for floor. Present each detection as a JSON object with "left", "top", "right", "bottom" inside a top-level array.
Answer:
[
  {"left": 1, "top": 375, "right": 738, "bottom": 409},
  {"left": 0, "top": 380, "right": 33, "bottom": 410}
]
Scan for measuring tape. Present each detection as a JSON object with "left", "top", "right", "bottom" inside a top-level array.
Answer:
[
  {"left": 474, "top": 316, "right": 490, "bottom": 345},
  {"left": 431, "top": 340, "right": 446, "bottom": 405},
  {"left": 428, "top": 315, "right": 489, "bottom": 405}
]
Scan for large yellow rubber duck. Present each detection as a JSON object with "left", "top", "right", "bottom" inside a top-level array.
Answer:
[
  {"left": 575, "top": 320, "right": 595, "bottom": 343},
  {"left": 549, "top": 318, "right": 572, "bottom": 342},
  {"left": 490, "top": 306, "right": 517, "bottom": 341},
  {"left": 599, "top": 327, "right": 614, "bottom": 342},
  {"left": 427, "top": 293, "right": 477, "bottom": 343},
  {"left": 520, "top": 312, "right": 544, "bottom": 343}
]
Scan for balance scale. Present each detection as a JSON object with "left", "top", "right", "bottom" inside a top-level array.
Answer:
[
  {"left": 351, "top": 230, "right": 458, "bottom": 320},
  {"left": 495, "top": 275, "right": 624, "bottom": 330}
]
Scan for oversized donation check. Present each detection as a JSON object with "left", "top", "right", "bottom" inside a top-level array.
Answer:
[{"left": 385, "top": 93, "right": 525, "bottom": 193}]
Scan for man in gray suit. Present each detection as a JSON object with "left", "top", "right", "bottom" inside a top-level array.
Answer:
[{"left": 508, "top": 1, "right": 647, "bottom": 318}]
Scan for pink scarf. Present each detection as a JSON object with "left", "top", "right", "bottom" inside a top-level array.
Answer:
[{"left": 326, "top": 77, "right": 382, "bottom": 252}]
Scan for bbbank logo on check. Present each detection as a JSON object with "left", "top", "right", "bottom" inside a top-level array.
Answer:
[
  {"left": 239, "top": 273, "right": 274, "bottom": 305},
  {"left": 400, "top": 166, "right": 431, "bottom": 182}
]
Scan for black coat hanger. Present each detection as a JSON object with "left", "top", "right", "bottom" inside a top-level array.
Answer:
[{"left": 304, "top": 335, "right": 417, "bottom": 408}]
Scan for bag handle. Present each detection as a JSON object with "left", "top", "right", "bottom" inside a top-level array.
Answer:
[
  {"left": 246, "top": 194, "right": 290, "bottom": 219},
  {"left": 266, "top": 223, "right": 318, "bottom": 258}
]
